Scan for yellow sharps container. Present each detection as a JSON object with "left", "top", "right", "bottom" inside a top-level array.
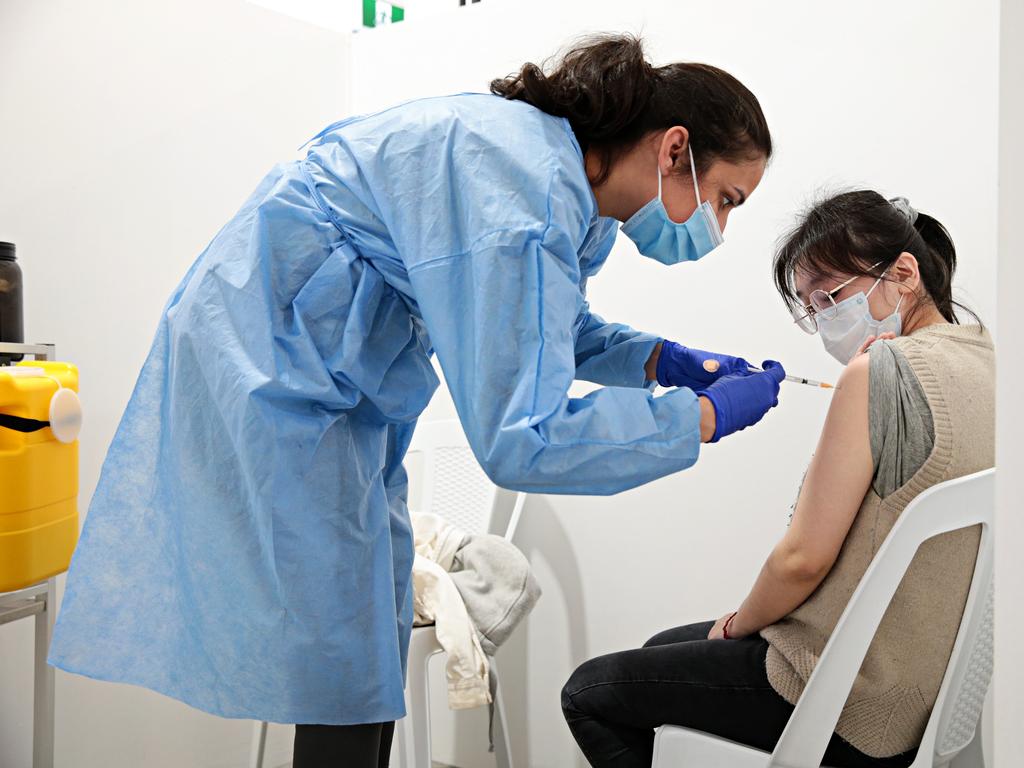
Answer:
[{"left": 0, "top": 361, "right": 79, "bottom": 592}]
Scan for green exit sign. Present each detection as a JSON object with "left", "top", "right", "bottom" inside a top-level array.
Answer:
[{"left": 363, "top": 0, "right": 404, "bottom": 27}]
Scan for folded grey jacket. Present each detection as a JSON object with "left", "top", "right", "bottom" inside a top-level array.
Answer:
[
  {"left": 411, "top": 512, "right": 541, "bottom": 708},
  {"left": 450, "top": 531, "right": 542, "bottom": 656}
]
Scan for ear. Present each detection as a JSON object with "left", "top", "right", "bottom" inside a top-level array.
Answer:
[
  {"left": 656, "top": 126, "right": 690, "bottom": 175},
  {"left": 891, "top": 251, "right": 922, "bottom": 295}
]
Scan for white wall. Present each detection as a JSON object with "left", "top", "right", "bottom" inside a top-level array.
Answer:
[
  {"left": 347, "top": 2, "right": 999, "bottom": 767},
  {"left": 0, "top": 2, "right": 1004, "bottom": 768},
  {"left": 0, "top": 1, "right": 349, "bottom": 766},
  {"left": 996, "top": 0, "right": 1023, "bottom": 763}
]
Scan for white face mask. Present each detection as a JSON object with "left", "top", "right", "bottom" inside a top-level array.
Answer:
[{"left": 817, "top": 273, "right": 903, "bottom": 364}]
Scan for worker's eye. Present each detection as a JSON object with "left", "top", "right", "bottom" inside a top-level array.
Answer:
[{"left": 721, "top": 195, "right": 735, "bottom": 210}]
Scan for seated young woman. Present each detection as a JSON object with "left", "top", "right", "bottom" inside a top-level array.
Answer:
[{"left": 561, "top": 190, "right": 994, "bottom": 768}]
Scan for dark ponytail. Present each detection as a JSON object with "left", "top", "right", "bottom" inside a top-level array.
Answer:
[
  {"left": 914, "top": 212, "right": 957, "bottom": 279},
  {"left": 490, "top": 34, "right": 772, "bottom": 184},
  {"left": 773, "top": 190, "right": 980, "bottom": 328}
]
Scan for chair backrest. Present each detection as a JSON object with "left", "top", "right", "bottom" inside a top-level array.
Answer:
[
  {"left": 769, "top": 469, "right": 995, "bottom": 768},
  {"left": 405, "top": 419, "right": 524, "bottom": 539}
]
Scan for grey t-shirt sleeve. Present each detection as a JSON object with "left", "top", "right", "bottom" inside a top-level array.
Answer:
[{"left": 868, "top": 341, "right": 935, "bottom": 498}]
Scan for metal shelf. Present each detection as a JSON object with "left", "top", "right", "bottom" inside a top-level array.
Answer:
[
  {"left": 0, "top": 342, "right": 55, "bottom": 360},
  {"left": 0, "top": 341, "right": 59, "bottom": 768}
]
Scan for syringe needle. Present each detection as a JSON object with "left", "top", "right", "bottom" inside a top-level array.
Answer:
[
  {"left": 747, "top": 366, "right": 834, "bottom": 389},
  {"left": 785, "top": 374, "right": 834, "bottom": 389}
]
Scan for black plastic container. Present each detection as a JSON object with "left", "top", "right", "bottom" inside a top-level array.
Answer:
[{"left": 0, "top": 242, "right": 24, "bottom": 364}]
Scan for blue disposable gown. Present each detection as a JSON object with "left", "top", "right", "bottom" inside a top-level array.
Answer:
[{"left": 49, "top": 94, "right": 702, "bottom": 725}]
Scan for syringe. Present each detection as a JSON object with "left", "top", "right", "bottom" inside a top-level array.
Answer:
[
  {"left": 747, "top": 365, "right": 833, "bottom": 389},
  {"left": 782, "top": 374, "right": 833, "bottom": 389},
  {"left": 699, "top": 359, "right": 834, "bottom": 389}
]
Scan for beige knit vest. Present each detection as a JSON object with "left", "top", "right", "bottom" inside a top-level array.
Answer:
[{"left": 760, "top": 324, "right": 994, "bottom": 758}]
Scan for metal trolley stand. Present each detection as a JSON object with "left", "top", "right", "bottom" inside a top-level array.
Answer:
[{"left": 0, "top": 342, "right": 61, "bottom": 768}]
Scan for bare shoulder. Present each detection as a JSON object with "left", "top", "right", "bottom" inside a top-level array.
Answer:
[
  {"left": 830, "top": 351, "right": 870, "bottom": 406},
  {"left": 815, "top": 352, "right": 871, "bottom": 451},
  {"left": 839, "top": 350, "right": 871, "bottom": 387}
]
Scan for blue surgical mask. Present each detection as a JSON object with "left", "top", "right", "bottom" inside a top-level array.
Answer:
[
  {"left": 817, "top": 273, "right": 904, "bottom": 364},
  {"left": 620, "top": 144, "right": 724, "bottom": 265}
]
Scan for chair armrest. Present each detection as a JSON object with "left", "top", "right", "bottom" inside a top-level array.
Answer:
[{"left": 504, "top": 492, "right": 527, "bottom": 541}]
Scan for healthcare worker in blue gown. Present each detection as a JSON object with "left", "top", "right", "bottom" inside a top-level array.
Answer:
[{"left": 50, "top": 35, "right": 785, "bottom": 766}]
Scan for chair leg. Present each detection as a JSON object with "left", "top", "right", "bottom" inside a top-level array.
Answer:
[
  {"left": 489, "top": 658, "right": 515, "bottom": 768},
  {"left": 33, "top": 579, "right": 55, "bottom": 768},
  {"left": 396, "top": 647, "right": 435, "bottom": 768},
  {"left": 248, "top": 721, "right": 268, "bottom": 768}
]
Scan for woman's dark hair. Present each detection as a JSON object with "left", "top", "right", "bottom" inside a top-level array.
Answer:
[
  {"left": 773, "top": 190, "right": 980, "bottom": 328},
  {"left": 490, "top": 34, "right": 771, "bottom": 184}
]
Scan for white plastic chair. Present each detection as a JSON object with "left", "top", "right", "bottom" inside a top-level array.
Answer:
[
  {"left": 651, "top": 468, "right": 994, "bottom": 768},
  {"left": 248, "top": 419, "right": 525, "bottom": 768},
  {"left": 395, "top": 418, "right": 523, "bottom": 768}
]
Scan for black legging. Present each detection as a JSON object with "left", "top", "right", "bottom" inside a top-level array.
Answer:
[
  {"left": 561, "top": 621, "right": 916, "bottom": 768},
  {"left": 293, "top": 721, "right": 395, "bottom": 768}
]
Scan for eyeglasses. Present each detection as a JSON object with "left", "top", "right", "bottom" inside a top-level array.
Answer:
[{"left": 789, "top": 261, "right": 884, "bottom": 334}]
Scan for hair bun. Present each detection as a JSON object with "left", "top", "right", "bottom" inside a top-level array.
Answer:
[{"left": 490, "top": 34, "right": 771, "bottom": 185}]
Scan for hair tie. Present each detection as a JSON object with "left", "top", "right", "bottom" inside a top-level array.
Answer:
[{"left": 889, "top": 196, "right": 919, "bottom": 226}]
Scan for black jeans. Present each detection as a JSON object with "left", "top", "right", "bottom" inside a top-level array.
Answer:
[
  {"left": 292, "top": 721, "right": 395, "bottom": 768},
  {"left": 561, "top": 621, "right": 916, "bottom": 768}
]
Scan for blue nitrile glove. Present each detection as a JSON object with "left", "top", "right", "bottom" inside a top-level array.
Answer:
[
  {"left": 655, "top": 340, "right": 752, "bottom": 390},
  {"left": 696, "top": 360, "right": 786, "bottom": 443}
]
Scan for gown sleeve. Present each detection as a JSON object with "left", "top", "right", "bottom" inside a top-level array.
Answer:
[
  {"left": 399, "top": 135, "right": 700, "bottom": 495},
  {"left": 572, "top": 303, "right": 661, "bottom": 389}
]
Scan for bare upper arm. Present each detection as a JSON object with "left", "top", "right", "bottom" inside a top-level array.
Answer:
[{"left": 781, "top": 352, "right": 874, "bottom": 574}]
